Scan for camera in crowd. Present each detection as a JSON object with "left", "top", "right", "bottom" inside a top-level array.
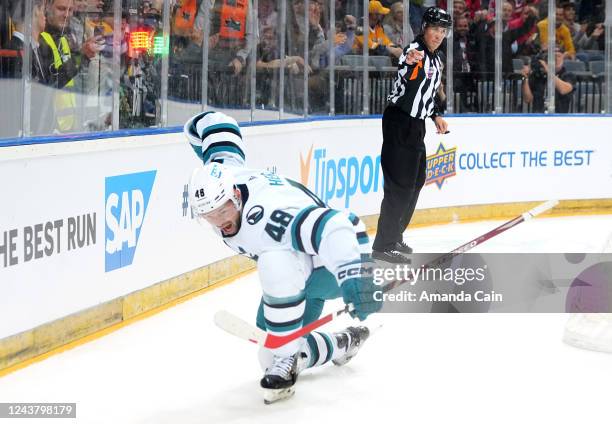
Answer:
[{"left": 530, "top": 50, "right": 548, "bottom": 80}]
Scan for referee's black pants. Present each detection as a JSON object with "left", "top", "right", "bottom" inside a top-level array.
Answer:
[{"left": 372, "top": 105, "right": 427, "bottom": 252}]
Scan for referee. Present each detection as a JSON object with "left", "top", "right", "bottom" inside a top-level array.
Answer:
[{"left": 372, "top": 7, "right": 452, "bottom": 263}]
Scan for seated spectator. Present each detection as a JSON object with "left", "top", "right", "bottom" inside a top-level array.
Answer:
[
  {"left": 536, "top": 4, "right": 575, "bottom": 58},
  {"left": 502, "top": 0, "right": 514, "bottom": 24},
  {"left": 1, "top": 0, "right": 48, "bottom": 138},
  {"left": 441, "top": 0, "right": 480, "bottom": 19},
  {"left": 286, "top": 0, "right": 329, "bottom": 69},
  {"left": 454, "top": 16, "right": 477, "bottom": 73},
  {"left": 256, "top": 26, "right": 314, "bottom": 107},
  {"left": 521, "top": 47, "right": 575, "bottom": 112},
  {"left": 575, "top": 21, "right": 604, "bottom": 52},
  {"left": 453, "top": 15, "right": 478, "bottom": 111},
  {"left": 256, "top": 26, "right": 310, "bottom": 75},
  {"left": 383, "top": 2, "right": 414, "bottom": 46},
  {"left": 489, "top": 0, "right": 539, "bottom": 21},
  {"left": 508, "top": 2, "right": 540, "bottom": 55},
  {"left": 5, "top": 4, "right": 25, "bottom": 58},
  {"left": 501, "top": 1, "right": 539, "bottom": 57},
  {"left": 5, "top": 0, "right": 47, "bottom": 81},
  {"left": 353, "top": 1, "right": 402, "bottom": 58},
  {"left": 83, "top": 4, "right": 128, "bottom": 130},
  {"left": 453, "top": 0, "right": 467, "bottom": 19},
  {"left": 562, "top": 2, "right": 580, "bottom": 38},
  {"left": 474, "top": 4, "right": 537, "bottom": 78},
  {"left": 284, "top": 0, "right": 328, "bottom": 113},
  {"left": 311, "top": 14, "right": 358, "bottom": 67},
  {"left": 255, "top": 26, "right": 279, "bottom": 107},
  {"left": 70, "top": 0, "right": 103, "bottom": 52},
  {"left": 258, "top": 0, "right": 278, "bottom": 34}
]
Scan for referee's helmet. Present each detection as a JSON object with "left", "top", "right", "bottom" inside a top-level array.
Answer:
[{"left": 421, "top": 7, "right": 453, "bottom": 34}]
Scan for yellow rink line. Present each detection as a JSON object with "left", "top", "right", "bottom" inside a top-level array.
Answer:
[
  {"left": 1, "top": 198, "right": 611, "bottom": 378},
  {"left": 0, "top": 268, "right": 255, "bottom": 379}
]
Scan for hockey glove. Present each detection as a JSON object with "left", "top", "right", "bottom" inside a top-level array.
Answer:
[{"left": 340, "top": 272, "right": 382, "bottom": 321}]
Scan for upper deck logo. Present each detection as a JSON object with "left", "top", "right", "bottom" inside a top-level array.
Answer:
[{"left": 426, "top": 143, "right": 457, "bottom": 189}]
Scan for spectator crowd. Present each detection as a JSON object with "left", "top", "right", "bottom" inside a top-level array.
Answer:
[{"left": 0, "top": 0, "right": 607, "bottom": 138}]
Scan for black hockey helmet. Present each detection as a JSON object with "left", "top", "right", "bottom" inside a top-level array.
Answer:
[{"left": 422, "top": 7, "right": 453, "bottom": 32}]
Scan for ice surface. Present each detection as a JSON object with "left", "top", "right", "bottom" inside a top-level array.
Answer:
[{"left": 1, "top": 215, "right": 612, "bottom": 424}]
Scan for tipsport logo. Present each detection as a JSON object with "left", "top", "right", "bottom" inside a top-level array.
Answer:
[
  {"left": 105, "top": 171, "right": 156, "bottom": 272},
  {"left": 426, "top": 143, "right": 457, "bottom": 189},
  {"left": 300, "top": 146, "right": 382, "bottom": 208}
]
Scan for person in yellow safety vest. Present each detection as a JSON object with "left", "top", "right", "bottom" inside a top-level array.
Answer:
[{"left": 38, "top": 0, "right": 100, "bottom": 132}]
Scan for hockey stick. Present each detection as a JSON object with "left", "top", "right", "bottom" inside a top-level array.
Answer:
[
  {"left": 382, "top": 199, "right": 559, "bottom": 293},
  {"left": 214, "top": 200, "right": 559, "bottom": 349}
]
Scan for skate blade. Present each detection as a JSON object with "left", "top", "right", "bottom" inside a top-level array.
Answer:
[{"left": 263, "top": 387, "right": 295, "bottom": 405}]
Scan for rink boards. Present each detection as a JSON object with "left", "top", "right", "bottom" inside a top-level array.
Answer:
[{"left": 1, "top": 115, "right": 612, "bottom": 372}]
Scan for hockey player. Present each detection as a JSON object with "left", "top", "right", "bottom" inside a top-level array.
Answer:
[{"left": 185, "top": 111, "right": 381, "bottom": 404}]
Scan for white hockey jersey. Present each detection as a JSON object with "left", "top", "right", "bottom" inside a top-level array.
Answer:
[
  {"left": 226, "top": 167, "right": 367, "bottom": 255},
  {"left": 185, "top": 111, "right": 369, "bottom": 284}
]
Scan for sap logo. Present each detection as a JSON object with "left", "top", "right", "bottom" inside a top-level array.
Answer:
[
  {"left": 426, "top": 143, "right": 457, "bottom": 189},
  {"left": 246, "top": 205, "right": 264, "bottom": 225},
  {"left": 105, "top": 171, "right": 156, "bottom": 272}
]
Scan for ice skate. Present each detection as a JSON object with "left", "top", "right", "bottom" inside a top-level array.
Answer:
[
  {"left": 395, "top": 241, "right": 413, "bottom": 254},
  {"left": 372, "top": 249, "right": 411, "bottom": 264},
  {"left": 261, "top": 353, "right": 300, "bottom": 404},
  {"left": 332, "top": 326, "right": 371, "bottom": 366}
]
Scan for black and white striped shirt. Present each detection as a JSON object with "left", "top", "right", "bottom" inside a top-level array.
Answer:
[{"left": 388, "top": 36, "right": 443, "bottom": 120}]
